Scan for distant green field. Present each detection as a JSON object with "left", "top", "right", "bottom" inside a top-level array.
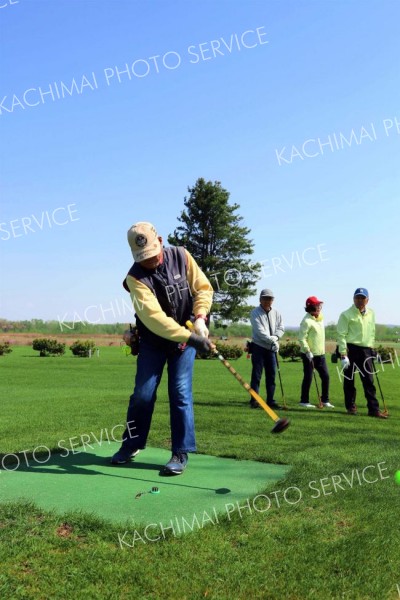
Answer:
[{"left": 0, "top": 346, "right": 399, "bottom": 599}]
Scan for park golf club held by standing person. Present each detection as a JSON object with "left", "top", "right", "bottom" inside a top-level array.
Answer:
[
  {"left": 298, "top": 296, "right": 334, "bottom": 409},
  {"left": 249, "top": 289, "right": 285, "bottom": 409},
  {"left": 111, "top": 222, "right": 215, "bottom": 474},
  {"left": 337, "top": 288, "right": 387, "bottom": 419}
]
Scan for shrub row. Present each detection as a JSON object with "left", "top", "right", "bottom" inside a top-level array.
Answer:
[
  {"left": 31, "top": 338, "right": 96, "bottom": 357},
  {"left": 278, "top": 342, "right": 399, "bottom": 363},
  {"left": 0, "top": 339, "right": 397, "bottom": 364},
  {"left": 196, "top": 341, "right": 243, "bottom": 360},
  {"left": 0, "top": 341, "right": 12, "bottom": 355}
]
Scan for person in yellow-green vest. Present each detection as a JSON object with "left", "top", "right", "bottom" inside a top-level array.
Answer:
[
  {"left": 298, "top": 296, "right": 333, "bottom": 408},
  {"left": 337, "top": 288, "right": 387, "bottom": 419}
]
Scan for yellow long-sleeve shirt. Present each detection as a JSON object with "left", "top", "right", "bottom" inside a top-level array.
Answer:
[
  {"left": 126, "top": 249, "right": 213, "bottom": 343},
  {"left": 298, "top": 313, "right": 326, "bottom": 355},
  {"left": 337, "top": 305, "right": 375, "bottom": 355}
]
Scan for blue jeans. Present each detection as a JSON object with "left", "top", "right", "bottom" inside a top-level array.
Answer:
[
  {"left": 120, "top": 340, "right": 197, "bottom": 454},
  {"left": 250, "top": 343, "right": 277, "bottom": 404}
]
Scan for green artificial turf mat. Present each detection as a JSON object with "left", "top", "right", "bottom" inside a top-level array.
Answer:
[{"left": 0, "top": 444, "right": 290, "bottom": 530}]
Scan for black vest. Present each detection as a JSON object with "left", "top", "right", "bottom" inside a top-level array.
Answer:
[{"left": 123, "top": 247, "right": 193, "bottom": 349}]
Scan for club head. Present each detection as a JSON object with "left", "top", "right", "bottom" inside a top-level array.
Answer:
[{"left": 271, "top": 417, "right": 290, "bottom": 434}]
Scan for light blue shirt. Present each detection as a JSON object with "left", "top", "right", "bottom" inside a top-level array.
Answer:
[{"left": 251, "top": 305, "right": 285, "bottom": 350}]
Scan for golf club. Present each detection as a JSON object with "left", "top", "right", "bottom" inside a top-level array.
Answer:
[
  {"left": 311, "top": 359, "right": 323, "bottom": 409},
  {"left": 265, "top": 310, "right": 288, "bottom": 410},
  {"left": 275, "top": 352, "right": 288, "bottom": 411},
  {"left": 371, "top": 357, "right": 389, "bottom": 415},
  {"left": 186, "top": 321, "right": 290, "bottom": 434}
]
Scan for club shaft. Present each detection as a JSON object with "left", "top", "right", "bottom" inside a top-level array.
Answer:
[
  {"left": 313, "top": 370, "right": 321, "bottom": 397},
  {"left": 215, "top": 353, "right": 280, "bottom": 422},
  {"left": 276, "top": 360, "right": 285, "bottom": 397},
  {"left": 265, "top": 311, "right": 288, "bottom": 410},
  {"left": 371, "top": 358, "right": 387, "bottom": 411},
  {"left": 185, "top": 320, "right": 280, "bottom": 423},
  {"left": 311, "top": 362, "right": 321, "bottom": 396},
  {"left": 275, "top": 354, "right": 287, "bottom": 408},
  {"left": 310, "top": 359, "right": 322, "bottom": 407}
]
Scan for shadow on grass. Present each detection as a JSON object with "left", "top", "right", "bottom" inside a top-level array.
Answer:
[
  {"left": 195, "top": 401, "right": 247, "bottom": 408},
  {"left": 2, "top": 450, "right": 232, "bottom": 494}
]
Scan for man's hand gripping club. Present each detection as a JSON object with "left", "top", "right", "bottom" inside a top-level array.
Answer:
[{"left": 186, "top": 319, "right": 215, "bottom": 354}]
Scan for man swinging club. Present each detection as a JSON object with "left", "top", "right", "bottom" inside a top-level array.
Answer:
[{"left": 111, "top": 222, "right": 215, "bottom": 474}]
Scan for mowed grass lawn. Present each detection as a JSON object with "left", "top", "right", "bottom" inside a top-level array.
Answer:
[{"left": 0, "top": 345, "right": 399, "bottom": 599}]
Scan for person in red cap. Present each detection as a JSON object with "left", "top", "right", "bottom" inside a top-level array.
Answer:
[{"left": 298, "top": 296, "right": 333, "bottom": 408}]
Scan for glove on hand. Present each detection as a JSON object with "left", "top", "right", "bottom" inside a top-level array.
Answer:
[
  {"left": 270, "top": 335, "right": 278, "bottom": 342},
  {"left": 194, "top": 317, "right": 209, "bottom": 338},
  {"left": 306, "top": 351, "right": 313, "bottom": 361},
  {"left": 187, "top": 333, "right": 214, "bottom": 354},
  {"left": 271, "top": 341, "right": 279, "bottom": 352},
  {"left": 341, "top": 356, "right": 350, "bottom": 369}
]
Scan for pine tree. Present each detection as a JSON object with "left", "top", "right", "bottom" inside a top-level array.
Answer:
[{"left": 168, "top": 178, "right": 260, "bottom": 324}]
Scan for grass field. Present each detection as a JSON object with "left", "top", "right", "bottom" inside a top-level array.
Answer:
[{"left": 0, "top": 345, "right": 399, "bottom": 599}]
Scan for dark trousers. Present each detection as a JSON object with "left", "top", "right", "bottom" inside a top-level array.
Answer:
[
  {"left": 301, "top": 354, "right": 330, "bottom": 403},
  {"left": 343, "top": 344, "right": 379, "bottom": 412},
  {"left": 250, "top": 343, "right": 277, "bottom": 405}
]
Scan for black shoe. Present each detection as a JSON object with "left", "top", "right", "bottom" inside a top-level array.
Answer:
[
  {"left": 163, "top": 452, "right": 188, "bottom": 475},
  {"left": 250, "top": 399, "right": 260, "bottom": 409},
  {"left": 110, "top": 448, "right": 140, "bottom": 465},
  {"left": 268, "top": 403, "right": 283, "bottom": 410}
]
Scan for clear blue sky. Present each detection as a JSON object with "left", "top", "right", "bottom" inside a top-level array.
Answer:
[{"left": 1, "top": 0, "right": 399, "bottom": 327}]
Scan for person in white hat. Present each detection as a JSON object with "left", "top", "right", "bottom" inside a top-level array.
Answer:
[
  {"left": 111, "top": 222, "right": 215, "bottom": 474},
  {"left": 249, "top": 289, "right": 285, "bottom": 409}
]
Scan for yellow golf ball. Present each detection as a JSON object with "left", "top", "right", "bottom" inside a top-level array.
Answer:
[{"left": 395, "top": 471, "right": 400, "bottom": 485}]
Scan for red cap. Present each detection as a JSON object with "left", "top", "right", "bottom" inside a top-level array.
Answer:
[{"left": 306, "top": 296, "right": 323, "bottom": 307}]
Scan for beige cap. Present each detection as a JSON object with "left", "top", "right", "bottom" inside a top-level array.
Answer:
[{"left": 127, "top": 222, "right": 161, "bottom": 262}]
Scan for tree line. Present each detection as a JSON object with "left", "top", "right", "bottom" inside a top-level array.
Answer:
[
  {"left": 1, "top": 319, "right": 398, "bottom": 342},
  {"left": 0, "top": 319, "right": 126, "bottom": 335}
]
